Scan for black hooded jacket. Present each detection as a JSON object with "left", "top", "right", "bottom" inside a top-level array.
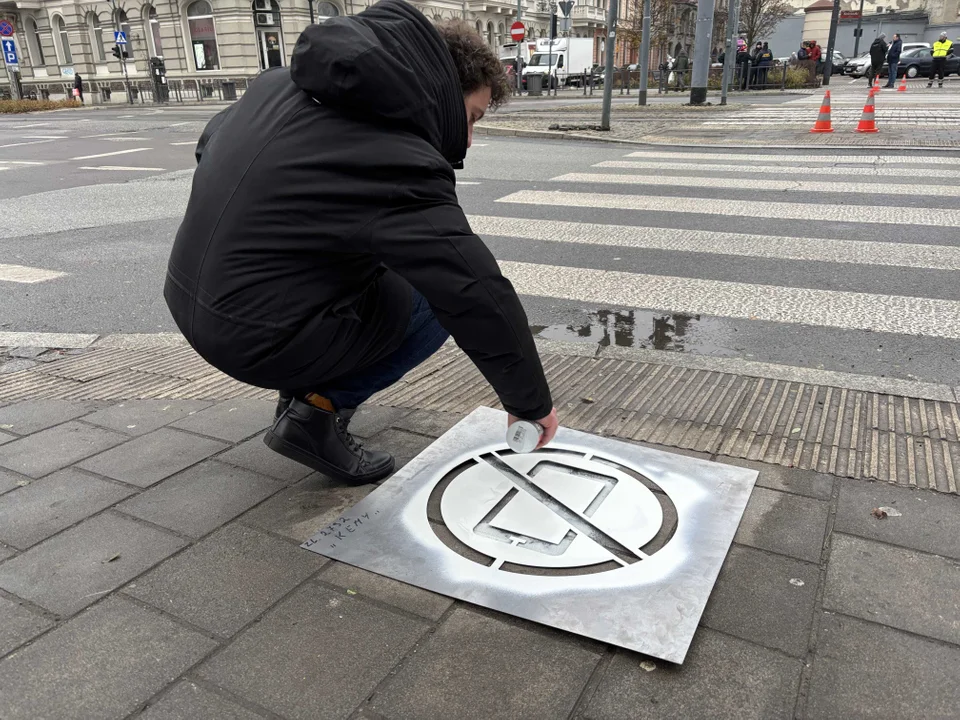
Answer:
[{"left": 164, "top": 0, "right": 552, "bottom": 419}]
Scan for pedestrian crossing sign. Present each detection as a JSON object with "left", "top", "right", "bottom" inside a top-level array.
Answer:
[{"left": 114, "top": 31, "right": 127, "bottom": 44}]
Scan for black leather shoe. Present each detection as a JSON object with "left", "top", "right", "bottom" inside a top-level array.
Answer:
[
  {"left": 264, "top": 398, "right": 395, "bottom": 484},
  {"left": 275, "top": 392, "right": 293, "bottom": 421}
]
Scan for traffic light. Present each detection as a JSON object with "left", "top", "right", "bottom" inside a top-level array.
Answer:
[
  {"left": 111, "top": 46, "right": 130, "bottom": 60},
  {"left": 550, "top": 14, "right": 557, "bottom": 37}
]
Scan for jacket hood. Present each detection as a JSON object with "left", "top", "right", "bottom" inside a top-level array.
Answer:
[{"left": 290, "top": 0, "right": 467, "bottom": 165}]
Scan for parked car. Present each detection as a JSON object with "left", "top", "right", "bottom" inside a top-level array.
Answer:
[
  {"left": 818, "top": 50, "right": 846, "bottom": 75},
  {"left": 881, "top": 46, "right": 960, "bottom": 78}
]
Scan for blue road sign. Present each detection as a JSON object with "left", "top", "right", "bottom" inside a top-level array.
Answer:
[
  {"left": 114, "top": 31, "right": 127, "bottom": 44},
  {"left": 2, "top": 38, "right": 17, "bottom": 66}
]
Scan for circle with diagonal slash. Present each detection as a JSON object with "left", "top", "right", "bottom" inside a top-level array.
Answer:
[{"left": 435, "top": 451, "right": 673, "bottom": 573}]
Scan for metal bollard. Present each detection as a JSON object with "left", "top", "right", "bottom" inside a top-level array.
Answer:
[{"left": 781, "top": 63, "right": 787, "bottom": 91}]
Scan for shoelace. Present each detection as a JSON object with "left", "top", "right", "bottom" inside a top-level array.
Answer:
[{"left": 335, "top": 416, "right": 364, "bottom": 455}]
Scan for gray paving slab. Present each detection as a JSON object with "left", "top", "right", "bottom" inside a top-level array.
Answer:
[
  {"left": 196, "top": 583, "right": 429, "bottom": 720},
  {"left": 0, "top": 468, "right": 135, "bottom": 549},
  {"left": 216, "top": 433, "right": 315, "bottom": 483},
  {"left": 807, "top": 613, "right": 960, "bottom": 720},
  {"left": 118, "top": 461, "right": 279, "bottom": 539},
  {"left": 834, "top": 480, "right": 960, "bottom": 560},
  {"left": 0, "top": 422, "right": 128, "bottom": 479},
  {"left": 0, "top": 468, "right": 28, "bottom": 495},
  {"left": 0, "top": 595, "right": 217, "bottom": 720},
  {"left": 0, "top": 399, "right": 96, "bottom": 435},
  {"left": 240, "top": 474, "right": 377, "bottom": 543},
  {"left": 171, "top": 399, "right": 273, "bottom": 442},
  {"left": 366, "top": 427, "right": 435, "bottom": 469},
  {"left": 347, "top": 405, "right": 411, "bottom": 439},
  {"left": 0, "top": 430, "right": 14, "bottom": 446},
  {"left": 0, "top": 543, "right": 14, "bottom": 562},
  {"left": 716, "top": 457, "right": 835, "bottom": 500},
  {"left": 734, "top": 486, "right": 830, "bottom": 563},
  {"left": 701, "top": 545, "right": 819, "bottom": 658},
  {"left": 370, "top": 607, "right": 601, "bottom": 720},
  {"left": 824, "top": 533, "right": 960, "bottom": 645},
  {"left": 0, "top": 511, "right": 186, "bottom": 616},
  {"left": 139, "top": 680, "right": 266, "bottom": 720},
  {"left": 125, "top": 523, "right": 324, "bottom": 637},
  {"left": 320, "top": 562, "right": 453, "bottom": 621},
  {"left": 389, "top": 409, "right": 463, "bottom": 438},
  {"left": 78, "top": 428, "right": 227, "bottom": 488},
  {"left": 583, "top": 629, "right": 802, "bottom": 720},
  {"left": 0, "top": 595, "right": 54, "bottom": 657},
  {"left": 83, "top": 399, "right": 213, "bottom": 437}
]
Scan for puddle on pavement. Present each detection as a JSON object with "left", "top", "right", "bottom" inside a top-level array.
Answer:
[{"left": 531, "top": 309, "right": 737, "bottom": 355}]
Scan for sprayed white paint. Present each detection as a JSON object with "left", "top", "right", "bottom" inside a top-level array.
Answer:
[
  {"left": 70, "top": 148, "right": 151, "bottom": 160},
  {"left": 0, "top": 264, "right": 67, "bottom": 284}
]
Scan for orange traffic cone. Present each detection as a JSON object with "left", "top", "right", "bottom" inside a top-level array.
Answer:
[
  {"left": 898, "top": 75, "right": 907, "bottom": 92},
  {"left": 810, "top": 90, "right": 834, "bottom": 133},
  {"left": 873, "top": 77, "right": 880, "bottom": 90},
  {"left": 855, "top": 93, "right": 879, "bottom": 133}
]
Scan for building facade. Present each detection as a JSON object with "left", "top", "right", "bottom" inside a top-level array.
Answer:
[{"left": 0, "top": 0, "right": 619, "bottom": 101}]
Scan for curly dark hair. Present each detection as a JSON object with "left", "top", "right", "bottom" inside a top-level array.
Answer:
[{"left": 436, "top": 20, "right": 511, "bottom": 110}]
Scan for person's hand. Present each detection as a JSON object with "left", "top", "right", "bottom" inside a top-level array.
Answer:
[{"left": 508, "top": 407, "right": 559, "bottom": 450}]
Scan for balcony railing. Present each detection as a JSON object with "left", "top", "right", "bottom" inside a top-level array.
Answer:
[{"left": 572, "top": 5, "right": 606, "bottom": 21}]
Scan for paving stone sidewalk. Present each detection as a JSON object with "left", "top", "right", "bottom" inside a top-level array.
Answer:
[{"left": 0, "top": 387, "right": 959, "bottom": 716}]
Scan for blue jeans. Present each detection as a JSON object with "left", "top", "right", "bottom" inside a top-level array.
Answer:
[
  {"left": 319, "top": 290, "right": 449, "bottom": 410},
  {"left": 885, "top": 61, "right": 899, "bottom": 86}
]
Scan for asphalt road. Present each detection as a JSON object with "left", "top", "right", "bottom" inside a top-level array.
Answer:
[{"left": 2, "top": 104, "right": 959, "bottom": 387}]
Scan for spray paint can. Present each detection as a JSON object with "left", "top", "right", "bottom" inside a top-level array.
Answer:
[{"left": 506, "top": 419, "right": 544, "bottom": 454}]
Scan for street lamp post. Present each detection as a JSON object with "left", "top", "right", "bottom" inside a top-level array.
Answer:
[{"left": 309, "top": 0, "right": 315, "bottom": 26}]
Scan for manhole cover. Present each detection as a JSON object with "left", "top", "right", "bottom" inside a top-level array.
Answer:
[{"left": 302, "top": 406, "right": 756, "bottom": 663}]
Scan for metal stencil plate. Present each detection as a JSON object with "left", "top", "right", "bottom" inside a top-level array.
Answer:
[{"left": 302, "top": 406, "right": 757, "bottom": 663}]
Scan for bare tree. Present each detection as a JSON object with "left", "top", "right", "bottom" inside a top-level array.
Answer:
[{"left": 739, "top": 0, "right": 793, "bottom": 49}]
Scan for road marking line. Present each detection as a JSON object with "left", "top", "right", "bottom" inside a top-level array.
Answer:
[
  {"left": 168, "top": 122, "right": 191, "bottom": 127},
  {"left": 0, "top": 161, "right": 44, "bottom": 165},
  {"left": 0, "top": 139, "right": 55, "bottom": 149},
  {"left": 169, "top": 141, "right": 196, "bottom": 146},
  {"left": 0, "top": 331, "right": 96, "bottom": 348},
  {"left": 552, "top": 172, "right": 960, "bottom": 198},
  {"left": 70, "top": 148, "right": 151, "bottom": 160},
  {"left": 498, "top": 260, "right": 960, "bottom": 340},
  {"left": 0, "top": 264, "right": 67, "bottom": 284},
  {"left": 20, "top": 135, "right": 67, "bottom": 139},
  {"left": 458, "top": 181, "right": 482, "bottom": 185},
  {"left": 595, "top": 160, "right": 960, "bottom": 178},
  {"left": 78, "top": 165, "right": 166, "bottom": 171},
  {"left": 624, "top": 150, "right": 957, "bottom": 165},
  {"left": 468, "top": 215, "right": 960, "bottom": 270},
  {"left": 497, "top": 190, "right": 960, "bottom": 227},
  {"left": 102, "top": 137, "right": 151, "bottom": 142},
  {"left": 81, "top": 132, "right": 144, "bottom": 138},
  {"left": 9, "top": 122, "right": 51, "bottom": 128}
]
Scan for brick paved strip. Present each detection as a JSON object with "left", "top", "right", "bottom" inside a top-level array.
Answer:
[{"left": 0, "top": 345, "right": 957, "bottom": 492}]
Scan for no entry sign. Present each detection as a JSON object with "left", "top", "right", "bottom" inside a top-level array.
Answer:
[{"left": 510, "top": 21, "right": 525, "bottom": 42}]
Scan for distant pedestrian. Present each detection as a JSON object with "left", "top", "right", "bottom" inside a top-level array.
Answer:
[
  {"left": 73, "top": 73, "right": 84, "bottom": 103},
  {"left": 884, "top": 33, "right": 902, "bottom": 88},
  {"left": 738, "top": 41, "right": 752, "bottom": 89},
  {"left": 674, "top": 50, "right": 689, "bottom": 90},
  {"left": 928, "top": 31, "right": 953, "bottom": 88},
  {"left": 867, "top": 34, "right": 887, "bottom": 85},
  {"left": 757, "top": 42, "right": 774, "bottom": 87},
  {"left": 810, "top": 41, "right": 822, "bottom": 75}
]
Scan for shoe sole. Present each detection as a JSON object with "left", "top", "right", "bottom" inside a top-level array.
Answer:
[{"left": 263, "top": 429, "right": 395, "bottom": 485}]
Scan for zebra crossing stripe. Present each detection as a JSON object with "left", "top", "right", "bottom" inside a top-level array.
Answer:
[
  {"left": 551, "top": 172, "right": 960, "bottom": 198},
  {"left": 497, "top": 190, "right": 960, "bottom": 227},
  {"left": 0, "top": 264, "right": 67, "bottom": 284},
  {"left": 498, "top": 260, "right": 960, "bottom": 340},
  {"left": 594, "top": 160, "right": 960, "bottom": 178},
  {"left": 624, "top": 150, "right": 958, "bottom": 165},
  {"left": 468, "top": 215, "right": 960, "bottom": 270}
]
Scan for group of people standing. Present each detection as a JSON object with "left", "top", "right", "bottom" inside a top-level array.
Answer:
[
  {"left": 867, "top": 33, "right": 902, "bottom": 88},
  {"left": 719, "top": 39, "right": 774, "bottom": 90}
]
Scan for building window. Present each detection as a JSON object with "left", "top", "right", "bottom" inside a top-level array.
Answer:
[
  {"left": 55, "top": 16, "right": 73, "bottom": 64},
  {"left": 187, "top": 0, "right": 219, "bottom": 71},
  {"left": 26, "top": 17, "right": 46, "bottom": 66},
  {"left": 497, "top": 22, "right": 504, "bottom": 46},
  {"left": 486, "top": 22, "right": 493, "bottom": 45},
  {"left": 146, "top": 6, "right": 163, "bottom": 57},
  {"left": 315, "top": 2, "right": 340, "bottom": 18},
  {"left": 87, "top": 13, "right": 105, "bottom": 63},
  {"left": 253, "top": 0, "right": 284, "bottom": 70}
]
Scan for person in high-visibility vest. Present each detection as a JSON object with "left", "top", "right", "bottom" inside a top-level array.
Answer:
[{"left": 928, "top": 32, "right": 954, "bottom": 88}]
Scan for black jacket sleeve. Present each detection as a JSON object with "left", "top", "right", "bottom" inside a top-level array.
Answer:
[{"left": 368, "top": 179, "right": 553, "bottom": 420}]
